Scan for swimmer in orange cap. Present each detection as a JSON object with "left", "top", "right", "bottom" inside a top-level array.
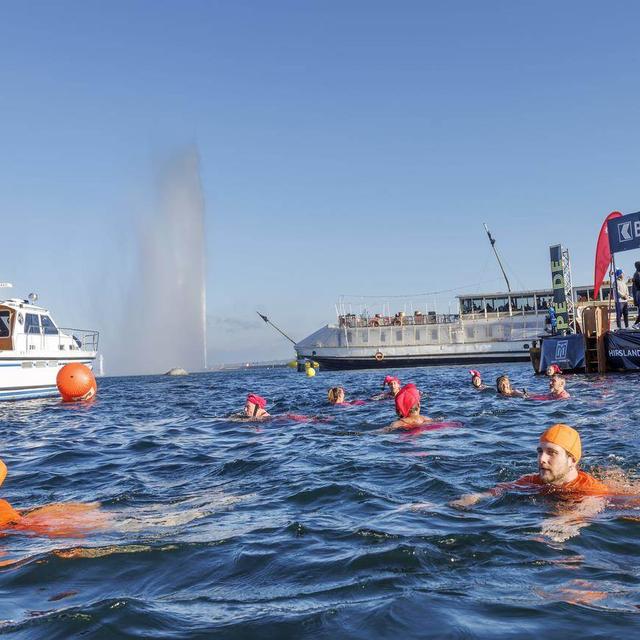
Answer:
[
  {"left": 496, "top": 375, "right": 527, "bottom": 398},
  {"left": 386, "top": 383, "right": 432, "bottom": 430},
  {"left": 371, "top": 375, "right": 401, "bottom": 400},
  {"left": 451, "top": 424, "right": 609, "bottom": 508}
]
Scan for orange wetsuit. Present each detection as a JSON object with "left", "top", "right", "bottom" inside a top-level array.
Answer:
[
  {"left": 0, "top": 499, "right": 21, "bottom": 528},
  {"left": 494, "top": 471, "right": 611, "bottom": 497}
]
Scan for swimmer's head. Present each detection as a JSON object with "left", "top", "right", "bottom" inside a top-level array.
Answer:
[
  {"left": 328, "top": 387, "right": 345, "bottom": 404},
  {"left": 616, "top": 268, "right": 624, "bottom": 278},
  {"left": 395, "top": 383, "right": 420, "bottom": 418},
  {"left": 537, "top": 424, "right": 581, "bottom": 484},
  {"left": 383, "top": 375, "right": 401, "bottom": 395},
  {"left": 0, "top": 460, "right": 6, "bottom": 489},
  {"left": 545, "top": 364, "right": 561, "bottom": 376},
  {"left": 245, "top": 393, "right": 267, "bottom": 417},
  {"left": 549, "top": 374, "right": 566, "bottom": 393},
  {"left": 469, "top": 369, "right": 482, "bottom": 388},
  {"left": 496, "top": 375, "right": 512, "bottom": 395}
]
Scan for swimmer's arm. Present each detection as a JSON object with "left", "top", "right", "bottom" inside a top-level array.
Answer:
[{"left": 449, "top": 491, "right": 492, "bottom": 508}]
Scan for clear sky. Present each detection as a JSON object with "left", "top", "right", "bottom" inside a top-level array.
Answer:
[{"left": 1, "top": 1, "right": 639, "bottom": 369}]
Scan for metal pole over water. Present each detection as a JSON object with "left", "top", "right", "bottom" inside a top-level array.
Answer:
[{"left": 483, "top": 223, "right": 511, "bottom": 293}]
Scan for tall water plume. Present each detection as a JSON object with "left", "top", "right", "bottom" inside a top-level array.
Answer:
[{"left": 112, "top": 147, "right": 207, "bottom": 375}]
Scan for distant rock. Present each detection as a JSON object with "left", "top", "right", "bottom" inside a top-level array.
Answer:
[{"left": 165, "top": 367, "right": 188, "bottom": 376}]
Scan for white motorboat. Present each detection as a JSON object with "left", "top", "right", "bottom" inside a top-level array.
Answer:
[{"left": 0, "top": 284, "right": 99, "bottom": 400}]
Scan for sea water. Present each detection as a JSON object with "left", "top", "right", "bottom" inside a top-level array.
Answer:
[{"left": 0, "top": 363, "right": 639, "bottom": 638}]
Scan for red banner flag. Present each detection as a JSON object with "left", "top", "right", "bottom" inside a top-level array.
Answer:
[{"left": 594, "top": 211, "right": 623, "bottom": 299}]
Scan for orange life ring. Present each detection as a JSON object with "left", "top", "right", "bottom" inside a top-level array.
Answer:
[{"left": 374, "top": 351, "right": 384, "bottom": 361}]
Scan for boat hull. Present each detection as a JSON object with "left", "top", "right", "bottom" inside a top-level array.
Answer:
[
  {"left": 0, "top": 356, "right": 95, "bottom": 401},
  {"left": 307, "top": 350, "right": 531, "bottom": 371}
]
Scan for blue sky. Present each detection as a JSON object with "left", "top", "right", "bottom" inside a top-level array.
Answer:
[{"left": 1, "top": 2, "right": 640, "bottom": 368}]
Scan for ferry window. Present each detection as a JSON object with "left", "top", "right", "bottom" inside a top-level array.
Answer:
[
  {"left": 396, "top": 330, "right": 403, "bottom": 342},
  {"left": 575, "top": 289, "right": 589, "bottom": 302},
  {"left": 509, "top": 296, "right": 520, "bottom": 311},
  {"left": 431, "top": 329, "right": 438, "bottom": 341},
  {"left": 41, "top": 315, "right": 58, "bottom": 335},
  {"left": 360, "top": 330, "right": 368, "bottom": 343},
  {"left": 0, "top": 311, "right": 9, "bottom": 337},
  {"left": 472, "top": 298, "right": 484, "bottom": 313},
  {"left": 466, "top": 327, "right": 474, "bottom": 338},
  {"left": 486, "top": 297, "right": 509, "bottom": 313},
  {"left": 380, "top": 331, "right": 387, "bottom": 342},
  {"left": 536, "top": 294, "right": 553, "bottom": 310},
  {"left": 25, "top": 313, "right": 40, "bottom": 334},
  {"left": 461, "top": 299, "right": 473, "bottom": 314}
]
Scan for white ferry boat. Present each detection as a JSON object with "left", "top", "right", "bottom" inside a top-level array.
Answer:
[
  {"left": 0, "top": 284, "right": 99, "bottom": 400},
  {"left": 294, "top": 284, "right": 617, "bottom": 371}
]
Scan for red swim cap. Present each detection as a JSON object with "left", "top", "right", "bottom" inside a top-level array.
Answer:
[
  {"left": 548, "top": 364, "right": 562, "bottom": 374},
  {"left": 469, "top": 370, "right": 481, "bottom": 378},
  {"left": 395, "top": 383, "right": 420, "bottom": 418},
  {"left": 246, "top": 393, "right": 267, "bottom": 409},
  {"left": 383, "top": 375, "right": 400, "bottom": 386}
]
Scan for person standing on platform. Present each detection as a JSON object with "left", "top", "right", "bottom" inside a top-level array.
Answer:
[
  {"left": 632, "top": 262, "right": 640, "bottom": 329},
  {"left": 614, "top": 269, "right": 632, "bottom": 329}
]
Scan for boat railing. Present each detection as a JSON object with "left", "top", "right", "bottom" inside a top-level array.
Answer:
[
  {"left": 59, "top": 328, "right": 100, "bottom": 353},
  {"left": 21, "top": 328, "right": 99, "bottom": 353}
]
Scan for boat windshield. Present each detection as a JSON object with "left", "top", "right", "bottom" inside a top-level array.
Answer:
[{"left": 0, "top": 311, "right": 10, "bottom": 337}]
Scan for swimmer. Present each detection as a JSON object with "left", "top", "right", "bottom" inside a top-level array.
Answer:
[
  {"left": 496, "top": 375, "right": 527, "bottom": 398},
  {"left": 0, "top": 459, "right": 107, "bottom": 535},
  {"left": 451, "top": 424, "right": 610, "bottom": 509},
  {"left": 469, "top": 369, "right": 490, "bottom": 391},
  {"left": 545, "top": 364, "right": 562, "bottom": 376},
  {"left": 328, "top": 386, "right": 346, "bottom": 404},
  {"left": 229, "top": 393, "right": 270, "bottom": 420},
  {"left": 527, "top": 374, "right": 570, "bottom": 401},
  {"left": 371, "top": 375, "right": 401, "bottom": 400},
  {"left": 0, "top": 460, "right": 20, "bottom": 527},
  {"left": 386, "top": 383, "right": 432, "bottom": 430},
  {"left": 328, "top": 387, "right": 366, "bottom": 406}
]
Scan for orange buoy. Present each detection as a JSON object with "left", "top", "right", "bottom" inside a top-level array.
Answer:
[{"left": 56, "top": 363, "right": 97, "bottom": 402}]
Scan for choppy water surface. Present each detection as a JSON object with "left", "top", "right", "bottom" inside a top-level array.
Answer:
[{"left": 1, "top": 363, "right": 640, "bottom": 639}]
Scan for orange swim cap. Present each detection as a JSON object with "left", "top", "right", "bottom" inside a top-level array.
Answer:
[
  {"left": 540, "top": 424, "right": 581, "bottom": 463},
  {"left": 0, "top": 459, "right": 6, "bottom": 489}
]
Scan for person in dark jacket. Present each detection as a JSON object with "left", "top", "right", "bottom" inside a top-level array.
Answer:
[{"left": 632, "top": 262, "right": 640, "bottom": 328}]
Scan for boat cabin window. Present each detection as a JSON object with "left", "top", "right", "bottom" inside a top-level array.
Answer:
[
  {"left": 575, "top": 289, "right": 590, "bottom": 302},
  {"left": 514, "top": 295, "right": 535, "bottom": 311},
  {"left": 25, "top": 313, "right": 40, "bottom": 334},
  {"left": 0, "top": 311, "right": 10, "bottom": 337},
  {"left": 40, "top": 315, "right": 58, "bottom": 335}
]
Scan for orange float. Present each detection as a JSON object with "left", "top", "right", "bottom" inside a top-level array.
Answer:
[{"left": 56, "top": 363, "right": 97, "bottom": 402}]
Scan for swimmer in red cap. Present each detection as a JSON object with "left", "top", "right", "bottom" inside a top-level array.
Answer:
[
  {"left": 240, "top": 393, "right": 270, "bottom": 420},
  {"left": 545, "top": 364, "right": 562, "bottom": 376},
  {"left": 469, "top": 370, "right": 490, "bottom": 391},
  {"left": 386, "top": 383, "right": 432, "bottom": 429},
  {"left": 496, "top": 375, "right": 527, "bottom": 398},
  {"left": 451, "top": 424, "right": 610, "bottom": 509},
  {"left": 371, "top": 375, "right": 401, "bottom": 400}
]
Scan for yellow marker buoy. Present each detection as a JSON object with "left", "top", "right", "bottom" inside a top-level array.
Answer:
[
  {"left": 288, "top": 360, "right": 298, "bottom": 369},
  {"left": 312, "top": 361, "right": 319, "bottom": 369},
  {"left": 306, "top": 367, "right": 316, "bottom": 377}
]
